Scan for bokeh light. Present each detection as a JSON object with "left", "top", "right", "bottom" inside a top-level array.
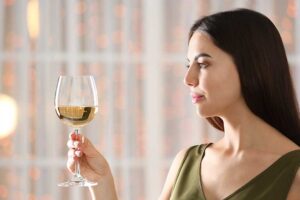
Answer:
[
  {"left": 27, "top": 0, "right": 40, "bottom": 40},
  {"left": 0, "top": 94, "right": 17, "bottom": 139}
]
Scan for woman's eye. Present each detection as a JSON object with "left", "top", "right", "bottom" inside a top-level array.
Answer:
[
  {"left": 185, "top": 63, "right": 208, "bottom": 69},
  {"left": 199, "top": 63, "right": 208, "bottom": 69}
]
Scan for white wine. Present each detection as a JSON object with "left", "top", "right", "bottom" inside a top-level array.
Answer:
[{"left": 55, "top": 106, "right": 98, "bottom": 128}]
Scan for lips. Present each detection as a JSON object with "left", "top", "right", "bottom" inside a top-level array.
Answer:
[{"left": 190, "top": 92, "right": 205, "bottom": 103}]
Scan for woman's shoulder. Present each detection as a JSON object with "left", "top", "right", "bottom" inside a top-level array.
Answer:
[
  {"left": 269, "top": 140, "right": 300, "bottom": 199},
  {"left": 271, "top": 140, "right": 300, "bottom": 164},
  {"left": 171, "top": 144, "right": 203, "bottom": 167},
  {"left": 269, "top": 139, "right": 300, "bottom": 199},
  {"left": 170, "top": 143, "right": 212, "bottom": 181},
  {"left": 173, "top": 143, "right": 209, "bottom": 156},
  {"left": 158, "top": 143, "right": 211, "bottom": 200},
  {"left": 175, "top": 143, "right": 212, "bottom": 160}
]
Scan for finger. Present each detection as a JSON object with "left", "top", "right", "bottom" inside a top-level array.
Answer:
[
  {"left": 81, "top": 136, "right": 99, "bottom": 156},
  {"left": 67, "top": 140, "right": 81, "bottom": 149},
  {"left": 75, "top": 150, "right": 82, "bottom": 157},
  {"left": 67, "top": 153, "right": 81, "bottom": 174},
  {"left": 68, "top": 149, "right": 75, "bottom": 158},
  {"left": 69, "top": 132, "right": 82, "bottom": 140},
  {"left": 69, "top": 132, "right": 76, "bottom": 140},
  {"left": 67, "top": 140, "right": 74, "bottom": 149},
  {"left": 67, "top": 158, "right": 75, "bottom": 173},
  {"left": 76, "top": 134, "right": 83, "bottom": 141},
  {"left": 68, "top": 148, "right": 82, "bottom": 157}
]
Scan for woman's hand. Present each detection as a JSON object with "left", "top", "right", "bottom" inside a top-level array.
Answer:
[
  {"left": 67, "top": 132, "right": 110, "bottom": 182},
  {"left": 67, "top": 132, "right": 118, "bottom": 200}
]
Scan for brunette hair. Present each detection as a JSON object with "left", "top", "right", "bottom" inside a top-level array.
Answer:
[{"left": 189, "top": 8, "right": 300, "bottom": 145}]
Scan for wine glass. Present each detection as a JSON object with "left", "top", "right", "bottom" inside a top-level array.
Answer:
[{"left": 54, "top": 75, "right": 98, "bottom": 187}]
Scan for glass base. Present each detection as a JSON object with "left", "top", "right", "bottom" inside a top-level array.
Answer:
[{"left": 58, "top": 176, "right": 98, "bottom": 187}]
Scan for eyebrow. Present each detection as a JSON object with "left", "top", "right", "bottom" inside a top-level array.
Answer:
[{"left": 187, "top": 53, "right": 212, "bottom": 62}]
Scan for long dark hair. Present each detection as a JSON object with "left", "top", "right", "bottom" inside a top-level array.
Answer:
[{"left": 189, "top": 8, "right": 300, "bottom": 146}]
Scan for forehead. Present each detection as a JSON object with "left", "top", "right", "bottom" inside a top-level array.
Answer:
[{"left": 187, "top": 31, "right": 217, "bottom": 59}]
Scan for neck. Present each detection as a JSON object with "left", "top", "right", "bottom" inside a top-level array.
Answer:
[{"left": 217, "top": 99, "right": 278, "bottom": 153}]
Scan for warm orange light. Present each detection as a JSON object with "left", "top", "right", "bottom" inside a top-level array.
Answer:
[
  {"left": 0, "top": 94, "right": 17, "bottom": 139},
  {"left": 27, "top": 0, "right": 40, "bottom": 39}
]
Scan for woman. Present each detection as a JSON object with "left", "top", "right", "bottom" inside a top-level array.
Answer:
[{"left": 67, "top": 9, "right": 300, "bottom": 199}]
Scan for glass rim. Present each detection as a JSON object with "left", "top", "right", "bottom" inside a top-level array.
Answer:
[{"left": 58, "top": 75, "right": 95, "bottom": 78}]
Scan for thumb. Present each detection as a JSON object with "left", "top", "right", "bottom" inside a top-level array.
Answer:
[{"left": 80, "top": 136, "right": 99, "bottom": 157}]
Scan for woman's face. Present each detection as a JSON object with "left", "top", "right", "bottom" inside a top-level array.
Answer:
[{"left": 185, "top": 31, "right": 242, "bottom": 117}]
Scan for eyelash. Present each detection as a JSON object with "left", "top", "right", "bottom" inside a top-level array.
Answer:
[{"left": 185, "top": 63, "right": 208, "bottom": 69}]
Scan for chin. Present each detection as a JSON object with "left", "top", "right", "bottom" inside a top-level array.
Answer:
[
  {"left": 195, "top": 104, "right": 218, "bottom": 118},
  {"left": 196, "top": 109, "right": 211, "bottom": 118}
]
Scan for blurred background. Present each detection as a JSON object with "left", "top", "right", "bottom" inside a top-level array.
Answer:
[{"left": 0, "top": 0, "right": 300, "bottom": 199}]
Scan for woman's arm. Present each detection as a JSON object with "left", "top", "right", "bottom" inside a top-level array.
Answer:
[{"left": 88, "top": 171, "right": 118, "bottom": 200}]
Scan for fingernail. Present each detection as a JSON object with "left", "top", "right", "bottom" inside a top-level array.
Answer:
[
  {"left": 69, "top": 132, "right": 74, "bottom": 138},
  {"left": 74, "top": 141, "right": 79, "bottom": 148},
  {"left": 75, "top": 151, "right": 82, "bottom": 157}
]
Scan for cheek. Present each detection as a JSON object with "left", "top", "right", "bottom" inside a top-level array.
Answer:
[
  {"left": 199, "top": 73, "right": 222, "bottom": 95},
  {"left": 214, "top": 71, "right": 241, "bottom": 101},
  {"left": 198, "top": 73, "right": 212, "bottom": 91},
  {"left": 199, "top": 71, "right": 241, "bottom": 111}
]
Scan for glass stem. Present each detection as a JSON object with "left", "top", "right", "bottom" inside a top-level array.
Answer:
[{"left": 74, "top": 129, "right": 81, "bottom": 178}]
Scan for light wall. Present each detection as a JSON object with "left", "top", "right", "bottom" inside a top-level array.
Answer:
[{"left": 0, "top": 0, "right": 299, "bottom": 200}]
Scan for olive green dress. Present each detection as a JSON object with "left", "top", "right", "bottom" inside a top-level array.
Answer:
[{"left": 170, "top": 143, "right": 300, "bottom": 200}]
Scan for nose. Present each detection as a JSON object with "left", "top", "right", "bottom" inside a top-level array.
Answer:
[{"left": 183, "top": 66, "right": 199, "bottom": 87}]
